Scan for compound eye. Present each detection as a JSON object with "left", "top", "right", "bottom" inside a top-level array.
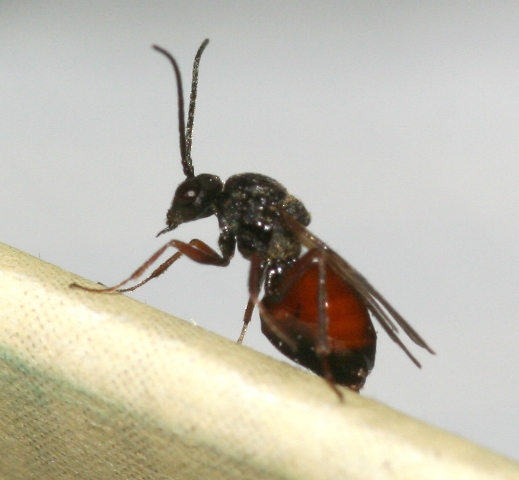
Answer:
[{"left": 175, "top": 181, "right": 202, "bottom": 207}]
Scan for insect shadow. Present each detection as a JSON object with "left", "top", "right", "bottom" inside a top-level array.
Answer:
[{"left": 71, "top": 39, "right": 434, "bottom": 398}]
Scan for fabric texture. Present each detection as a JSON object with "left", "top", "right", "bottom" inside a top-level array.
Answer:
[{"left": 0, "top": 242, "right": 517, "bottom": 479}]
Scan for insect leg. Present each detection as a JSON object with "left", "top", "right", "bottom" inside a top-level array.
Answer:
[
  {"left": 71, "top": 238, "right": 231, "bottom": 293},
  {"left": 237, "top": 254, "right": 263, "bottom": 344},
  {"left": 315, "top": 253, "right": 344, "bottom": 399},
  {"left": 117, "top": 251, "right": 183, "bottom": 292},
  {"left": 237, "top": 250, "right": 298, "bottom": 347},
  {"left": 238, "top": 298, "right": 255, "bottom": 344}
]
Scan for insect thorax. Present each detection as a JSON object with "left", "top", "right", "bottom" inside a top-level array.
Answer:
[{"left": 218, "top": 173, "right": 310, "bottom": 262}]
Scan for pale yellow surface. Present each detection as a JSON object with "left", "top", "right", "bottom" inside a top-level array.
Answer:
[{"left": 0, "top": 241, "right": 518, "bottom": 479}]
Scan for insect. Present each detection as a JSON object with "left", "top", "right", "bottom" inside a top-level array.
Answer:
[{"left": 72, "top": 39, "right": 434, "bottom": 397}]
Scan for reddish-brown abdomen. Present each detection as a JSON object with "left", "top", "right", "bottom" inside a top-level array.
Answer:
[{"left": 260, "top": 259, "right": 377, "bottom": 389}]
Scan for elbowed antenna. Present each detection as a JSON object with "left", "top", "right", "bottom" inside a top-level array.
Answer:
[{"left": 152, "top": 39, "right": 210, "bottom": 180}]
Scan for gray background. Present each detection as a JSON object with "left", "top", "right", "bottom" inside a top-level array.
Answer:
[{"left": 2, "top": 2, "right": 518, "bottom": 462}]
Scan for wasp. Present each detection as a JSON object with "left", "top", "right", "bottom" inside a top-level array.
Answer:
[{"left": 72, "top": 39, "right": 434, "bottom": 397}]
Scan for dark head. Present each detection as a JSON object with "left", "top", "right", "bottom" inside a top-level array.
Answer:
[
  {"left": 158, "top": 173, "right": 223, "bottom": 235},
  {"left": 152, "top": 39, "right": 213, "bottom": 237}
]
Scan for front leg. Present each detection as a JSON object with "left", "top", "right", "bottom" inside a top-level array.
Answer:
[{"left": 71, "top": 236, "right": 235, "bottom": 294}]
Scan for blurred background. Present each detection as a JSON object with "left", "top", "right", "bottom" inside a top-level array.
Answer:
[{"left": 2, "top": 1, "right": 518, "bottom": 462}]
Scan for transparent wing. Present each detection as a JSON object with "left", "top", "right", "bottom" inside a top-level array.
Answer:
[{"left": 282, "top": 212, "right": 435, "bottom": 367}]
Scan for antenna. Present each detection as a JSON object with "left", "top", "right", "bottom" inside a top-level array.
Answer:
[
  {"left": 152, "top": 39, "right": 210, "bottom": 179},
  {"left": 186, "top": 39, "right": 210, "bottom": 174}
]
